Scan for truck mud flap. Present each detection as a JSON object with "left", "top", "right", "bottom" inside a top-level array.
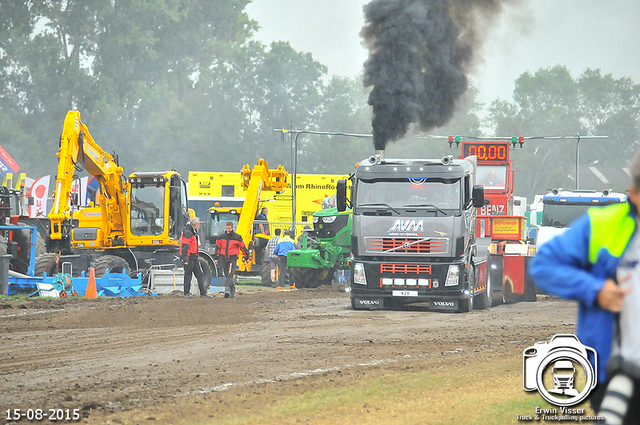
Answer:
[
  {"left": 429, "top": 300, "right": 458, "bottom": 311},
  {"left": 351, "top": 297, "right": 385, "bottom": 310}
]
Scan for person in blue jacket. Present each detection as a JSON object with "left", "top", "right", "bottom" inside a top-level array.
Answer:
[
  {"left": 273, "top": 229, "right": 296, "bottom": 288},
  {"left": 530, "top": 151, "right": 640, "bottom": 423}
]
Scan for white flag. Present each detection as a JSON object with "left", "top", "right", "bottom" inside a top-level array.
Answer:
[{"left": 28, "top": 175, "right": 50, "bottom": 218}]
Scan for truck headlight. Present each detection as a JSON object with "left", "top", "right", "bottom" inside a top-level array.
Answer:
[
  {"left": 445, "top": 265, "right": 460, "bottom": 287},
  {"left": 313, "top": 216, "right": 319, "bottom": 223},
  {"left": 353, "top": 263, "right": 366, "bottom": 285},
  {"left": 322, "top": 215, "right": 337, "bottom": 223}
]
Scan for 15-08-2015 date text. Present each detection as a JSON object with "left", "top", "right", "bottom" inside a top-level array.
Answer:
[{"left": 5, "top": 409, "right": 81, "bottom": 421}]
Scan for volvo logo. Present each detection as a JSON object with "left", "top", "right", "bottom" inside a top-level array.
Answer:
[
  {"left": 402, "top": 242, "right": 411, "bottom": 249},
  {"left": 389, "top": 219, "right": 424, "bottom": 233},
  {"left": 433, "top": 301, "right": 455, "bottom": 307}
]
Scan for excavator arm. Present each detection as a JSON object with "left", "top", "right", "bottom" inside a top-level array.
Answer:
[
  {"left": 48, "top": 111, "right": 128, "bottom": 253},
  {"left": 235, "top": 159, "right": 288, "bottom": 271}
]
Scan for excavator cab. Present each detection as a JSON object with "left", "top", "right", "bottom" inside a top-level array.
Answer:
[{"left": 127, "top": 171, "right": 189, "bottom": 245}]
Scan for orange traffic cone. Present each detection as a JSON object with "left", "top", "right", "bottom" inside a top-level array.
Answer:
[{"left": 85, "top": 267, "right": 97, "bottom": 299}]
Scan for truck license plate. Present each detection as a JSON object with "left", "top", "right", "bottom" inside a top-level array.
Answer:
[{"left": 393, "top": 290, "right": 418, "bottom": 297}]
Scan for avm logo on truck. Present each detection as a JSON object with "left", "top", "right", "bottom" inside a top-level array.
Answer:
[{"left": 388, "top": 219, "right": 424, "bottom": 233}]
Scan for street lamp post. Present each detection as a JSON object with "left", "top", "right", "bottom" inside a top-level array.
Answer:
[{"left": 277, "top": 129, "right": 373, "bottom": 237}]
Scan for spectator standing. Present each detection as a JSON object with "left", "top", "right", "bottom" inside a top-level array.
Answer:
[
  {"left": 273, "top": 229, "right": 296, "bottom": 288},
  {"left": 215, "top": 221, "right": 248, "bottom": 298},
  {"left": 529, "top": 148, "right": 640, "bottom": 424},
  {"left": 180, "top": 217, "right": 211, "bottom": 298},
  {"left": 266, "top": 228, "right": 281, "bottom": 287}
]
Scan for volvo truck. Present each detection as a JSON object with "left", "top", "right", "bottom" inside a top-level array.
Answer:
[{"left": 337, "top": 151, "right": 486, "bottom": 312}]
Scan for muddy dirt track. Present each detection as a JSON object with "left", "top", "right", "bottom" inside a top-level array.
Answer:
[{"left": 0, "top": 285, "right": 578, "bottom": 424}]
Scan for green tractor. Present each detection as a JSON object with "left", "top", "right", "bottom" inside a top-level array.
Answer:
[{"left": 287, "top": 207, "right": 352, "bottom": 288}]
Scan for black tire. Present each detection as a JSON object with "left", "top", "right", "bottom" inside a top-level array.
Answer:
[
  {"left": 476, "top": 264, "right": 492, "bottom": 310},
  {"left": 35, "top": 253, "right": 58, "bottom": 277},
  {"left": 290, "top": 267, "right": 332, "bottom": 289},
  {"left": 289, "top": 267, "right": 307, "bottom": 288},
  {"left": 457, "top": 266, "right": 475, "bottom": 313},
  {"left": 35, "top": 231, "right": 46, "bottom": 258},
  {"left": 91, "top": 255, "right": 131, "bottom": 278},
  {"left": 458, "top": 297, "right": 474, "bottom": 313},
  {"left": 198, "top": 257, "right": 212, "bottom": 292},
  {"left": 290, "top": 267, "right": 315, "bottom": 288},
  {"left": 309, "top": 268, "right": 333, "bottom": 288},
  {"left": 261, "top": 261, "right": 272, "bottom": 287},
  {"left": 15, "top": 221, "right": 45, "bottom": 256},
  {"left": 12, "top": 221, "right": 34, "bottom": 274}
]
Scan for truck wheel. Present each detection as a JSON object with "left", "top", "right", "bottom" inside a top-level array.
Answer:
[
  {"left": 91, "top": 255, "right": 131, "bottom": 278},
  {"left": 458, "top": 296, "right": 473, "bottom": 313},
  {"left": 35, "top": 253, "right": 58, "bottom": 277},
  {"left": 476, "top": 265, "right": 492, "bottom": 310},
  {"left": 457, "top": 266, "right": 475, "bottom": 313},
  {"left": 261, "top": 261, "right": 272, "bottom": 287}
]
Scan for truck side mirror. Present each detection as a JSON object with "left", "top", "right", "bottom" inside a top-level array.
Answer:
[
  {"left": 472, "top": 185, "right": 485, "bottom": 208},
  {"left": 336, "top": 179, "right": 347, "bottom": 212}
]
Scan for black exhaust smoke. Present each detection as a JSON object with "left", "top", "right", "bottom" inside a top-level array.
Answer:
[{"left": 362, "top": 0, "right": 513, "bottom": 150}]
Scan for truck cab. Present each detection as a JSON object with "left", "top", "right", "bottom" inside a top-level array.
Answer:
[
  {"left": 338, "top": 154, "right": 485, "bottom": 312},
  {"left": 536, "top": 189, "right": 627, "bottom": 249}
]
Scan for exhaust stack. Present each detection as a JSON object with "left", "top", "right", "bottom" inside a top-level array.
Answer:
[{"left": 369, "top": 149, "right": 385, "bottom": 164}]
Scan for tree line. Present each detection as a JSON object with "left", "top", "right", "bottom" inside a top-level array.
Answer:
[{"left": 1, "top": 1, "right": 638, "bottom": 201}]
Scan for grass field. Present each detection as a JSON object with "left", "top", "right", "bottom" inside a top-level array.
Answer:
[{"left": 197, "top": 353, "right": 595, "bottom": 425}]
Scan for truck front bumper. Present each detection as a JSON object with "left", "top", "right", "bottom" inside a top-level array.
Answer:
[{"left": 349, "top": 258, "right": 471, "bottom": 311}]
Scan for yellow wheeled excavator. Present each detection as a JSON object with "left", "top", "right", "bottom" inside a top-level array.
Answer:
[{"left": 36, "top": 110, "right": 215, "bottom": 281}]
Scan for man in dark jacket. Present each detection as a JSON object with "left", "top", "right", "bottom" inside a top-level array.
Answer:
[
  {"left": 215, "top": 221, "right": 248, "bottom": 298},
  {"left": 181, "top": 217, "right": 211, "bottom": 298}
]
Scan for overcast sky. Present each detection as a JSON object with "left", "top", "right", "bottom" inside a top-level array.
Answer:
[{"left": 245, "top": 0, "right": 640, "bottom": 107}]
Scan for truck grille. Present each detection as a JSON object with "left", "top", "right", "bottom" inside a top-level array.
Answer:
[
  {"left": 380, "top": 264, "right": 432, "bottom": 274},
  {"left": 366, "top": 237, "right": 447, "bottom": 254}
]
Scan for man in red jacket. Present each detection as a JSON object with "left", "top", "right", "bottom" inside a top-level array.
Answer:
[
  {"left": 215, "top": 221, "right": 248, "bottom": 298},
  {"left": 180, "top": 217, "right": 211, "bottom": 298}
]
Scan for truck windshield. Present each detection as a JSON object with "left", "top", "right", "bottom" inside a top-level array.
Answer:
[
  {"left": 355, "top": 178, "right": 461, "bottom": 212},
  {"left": 477, "top": 165, "right": 507, "bottom": 190},
  {"left": 541, "top": 203, "right": 594, "bottom": 228},
  {"left": 130, "top": 186, "right": 165, "bottom": 236}
]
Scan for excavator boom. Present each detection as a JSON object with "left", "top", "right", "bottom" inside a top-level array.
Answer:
[
  {"left": 48, "top": 111, "right": 127, "bottom": 252},
  {"left": 211, "top": 159, "right": 288, "bottom": 272}
]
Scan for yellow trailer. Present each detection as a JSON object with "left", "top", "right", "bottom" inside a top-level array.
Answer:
[{"left": 188, "top": 170, "right": 348, "bottom": 230}]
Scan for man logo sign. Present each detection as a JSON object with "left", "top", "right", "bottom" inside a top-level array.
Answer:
[{"left": 523, "top": 334, "right": 597, "bottom": 406}]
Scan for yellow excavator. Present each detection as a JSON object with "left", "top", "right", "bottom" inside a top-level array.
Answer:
[
  {"left": 206, "top": 159, "right": 288, "bottom": 282},
  {"left": 37, "top": 110, "right": 215, "bottom": 279}
]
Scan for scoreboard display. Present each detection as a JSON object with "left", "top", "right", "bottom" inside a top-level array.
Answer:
[{"left": 462, "top": 142, "right": 509, "bottom": 162}]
